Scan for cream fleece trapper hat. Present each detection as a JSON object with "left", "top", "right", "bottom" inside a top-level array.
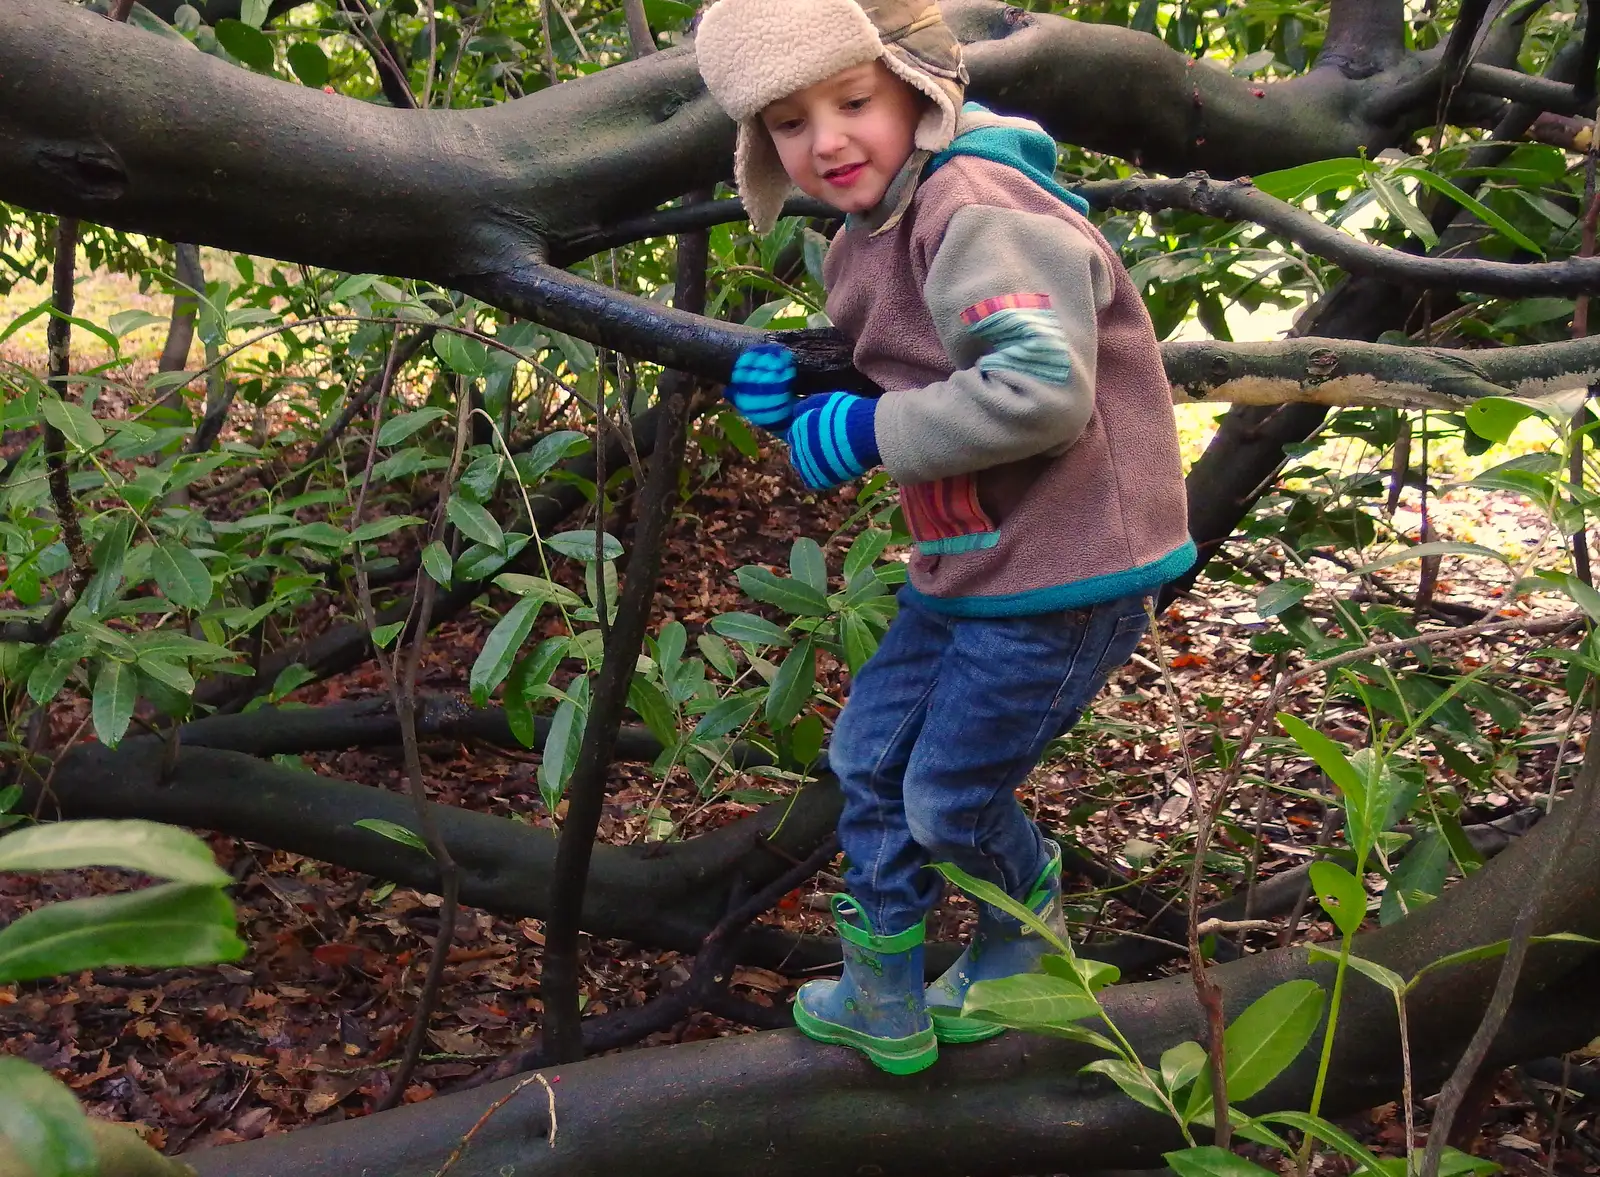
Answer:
[{"left": 694, "top": 0, "right": 968, "bottom": 233}]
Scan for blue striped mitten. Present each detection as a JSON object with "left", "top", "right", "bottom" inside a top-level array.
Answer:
[
  {"left": 725, "top": 343, "right": 796, "bottom": 432},
  {"left": 786, "top": 392, "right": 880, "bottom": 491}
]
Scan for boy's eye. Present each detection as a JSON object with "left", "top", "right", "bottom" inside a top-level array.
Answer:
[
  {"left": 843, "top": 96, "right": 871, "bottom": 112},
  {"left": 768, "top": 116, "right": 804, "bottom": 134}
]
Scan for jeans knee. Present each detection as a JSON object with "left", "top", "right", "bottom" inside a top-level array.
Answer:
[
  {"left": 828, "top": 706, "right": 875, "bottom": 784},
  {"left": 905, "top": 805, "right": 963, "bottom": 861}
]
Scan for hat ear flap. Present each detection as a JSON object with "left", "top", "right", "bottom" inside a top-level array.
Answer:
[
  {"left": 879, "top": 47, "right": 961, "bottom": 153},
  {"left": 736, "top": 120, "right": 795, "bottom": 236}
]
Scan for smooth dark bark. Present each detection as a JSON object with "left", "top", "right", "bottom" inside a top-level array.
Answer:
[
  {"left": 0, "top": 0, "right": 1499, "bottom": 307},
  {"left": 30, "top": 739, "right": 842, "bottom": 952}
]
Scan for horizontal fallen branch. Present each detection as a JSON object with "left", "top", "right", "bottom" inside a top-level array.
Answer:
[
  {"left": 30, "top": 739, "right": 841, "bottom": 953},
  {"left": 184, "top": 760, "right": 1600, "bottom": 1177}
]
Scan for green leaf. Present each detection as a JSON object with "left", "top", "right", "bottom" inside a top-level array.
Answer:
[
  {"left": 151, "top": 539, "right": 212, "bottom": 610},
  {"left": 737, "top": 566, "right": 829, "bottom": 617},
  {"left": 350, "top": 514, "right": 425, "bottom": 545},
  {"left": 1251, "top": 158, "right": 1367, "bottom": 202},
  {"left": 0, "top": 883, "right": 244, "bottom": 984},
  {"left": 1082, "top": 1058, "right": 1169, "bottom": 1114},
  {"left": 371, "top": 621, "right": 405, "bottom": 650},
  {"left": 352, "top": 818, "right": 430, "bottom": 855},
  {"left": 470, "top": 596, "right": 541, "bottom": 704},
  {"left": 446, "top": 495, "right": 504, "bottom": 551},
  {"left": 709, "top": 611, "right": 792, "bottom": 647},
  {"left": 239, "top": 0, "right": 269, "bottom": 27},
  {"left": 1255, "top": 578, "right": 1312, "bottom": 618},
  {"left": 378, "top": 407, "right": 449, "bottom": 447},
  {"left": 932, "top": 861, "right": 1073, "bottom": 955},
  {"left": 789, "top": 537, "right": 828, "bottom": 594},
  {"left": 1308, "top": 945, "right": 1405, "bottom": 995},
  {"left": 1409, "top": 932, "right": 1600, "bottom": 986},
  {"left": 1164, "top": 1146, "right": 1280, "bottom": 1177},
  {"left": 765, "top": 638, "right": 816, "bottom": 727},
  {"left": 0, "top": 1057, "right": 97, "bottom": 1177},
  {"left": 0, "top": 820, "right": 229, "bottom": 884},
  {"left": 40, "top": 397, "right": 105, "bottom": 451},
  {"left": 691, "top": 691, "right": 761, "bottom": 741},
  {"left": 79, "top": 516, "right": 133, "bottom": 618},
  {"left": 421, "top": 540, "right": 453, "bottom": 589},
  {"left": 286, "top": 41, "right": 329, "bottom": 87},
  {"left": 494, "top": 573, "right": 583, "bottom": 608},
  {"left": 1465, "top": 397, "right": 1540, "bottom": 445},
  {"left": 1564, "top": 574, "right": 1600, "bottom": 622},
  {"left": 91, "top": 661, "right": 135, "bottom": 748},
  {"left": 1256, "top": 1111, "right": 1389, "bottom": 1177},
  {"left": 512, "top": 430, "right": 588, "bottom": 487},
  {"left": 698, "top": 633, "right": 738, "bottom": 678},
  {"left": 538, "top": 694, "right": 586, "bottom": 809},
  {"left": 1352, "top": 541, "right": 1510, "bottom": 574},
  {"left": 839, "top": 609, "right": 877, "bottom": 675},
  {"left": 1379, "top": 830, "right": 1450, "bottom": 925},
  {"left": 1277, "top": 713, "right": 1366, "bottom": 819},
  {"left": 1185, "top": 978, "right": 1326, "bottom": 1123},
  {"left": 628, "top": 677, "right": 678, "bottom": 749},
  {"left": 961, "top": 972, "right": 1103, "bottom": 1034},
  {"left": 433, "top": 330, "right": 489, "bottom": 378},
  {"left": 843, "top": 529, "right": 892, "bottom": 582},
  {"left": 214, "top": 18, "right": 275, "bottom": 71},
  {"left": 544, "top": 530, "right": 623, "bottom": 563},
  {"left": 1395, "top": 165, "right": 1544, "bottom": 256},
  {"left": 1160, "top": 1040, "right": 1208, "bottom": 1095},
  {"left": 26, "top": 650, "right": 77, "bottom": 707},
  {"left": 1309, "top": 860, "right": 1367, "bottom": 936},
  {"left": 1368, "top": 173, "right": 1438, "bottom": 248},
  {"left": 108, "top": 309, "right": 167, "bottom": 337}
]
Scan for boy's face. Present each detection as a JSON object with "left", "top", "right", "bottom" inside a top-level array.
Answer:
[{"left": 759, "top": 60, "right": 925, "bottom": 218}]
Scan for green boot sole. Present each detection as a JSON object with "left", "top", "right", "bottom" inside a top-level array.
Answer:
[
  {"left": 794, "top": 1000, "right": 939, "bottom": 1075},
  {"left": 929, "top": 1009, "right": 1008, "bottom": 1044}
]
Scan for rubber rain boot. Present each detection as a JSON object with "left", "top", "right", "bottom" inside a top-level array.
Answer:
[
  {"left": 793, "top": 895, "right": 938, "bottom": 1075},
  {"left": 925, "top": 842, "right": 1067, "bottom": 1043}
]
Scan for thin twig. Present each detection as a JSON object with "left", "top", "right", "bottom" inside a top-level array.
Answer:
[
  {"left": 433, "top": 1072, "right": 555, "bottom": 1177},
  {"left": 1146, "top": 600, "right": 1232, "bottom": 1148}
]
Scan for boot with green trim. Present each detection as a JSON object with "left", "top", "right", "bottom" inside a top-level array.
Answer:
[
  {"left": 792, "top": 895, "right": 938, "bottom": 1075},
  {"left": 925, "top": 842, "right": 1067, "bottom": 1044}
]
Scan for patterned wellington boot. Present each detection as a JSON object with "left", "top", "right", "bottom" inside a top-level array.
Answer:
[
  {"left": 793, "top": 895, "right": 938, "bottom": 1075},
  {"left": 925, "top": 841, "right": 1067, "bottom": 1044}
]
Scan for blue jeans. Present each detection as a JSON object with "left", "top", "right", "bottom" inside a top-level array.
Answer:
[{"left": 830, "top": 591, "right": 1150, "bottom": 934}]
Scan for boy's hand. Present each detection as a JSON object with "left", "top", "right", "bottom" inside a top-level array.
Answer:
[
  {"left": 725, "top": 343, "right": 797, "bottom": 432},
  {"left": 785, "top": 392, "right": 881, "bottom": 491}
]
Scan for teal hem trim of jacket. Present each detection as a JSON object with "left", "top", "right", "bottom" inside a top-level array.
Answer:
[
  {"left": 905, "top": 539, "right": 1198, "bottom": 618},
  {"left": 915, "top": 531, "right": 1002, "bottom": 557},
  {"left": 926, "top": 104, "right": 1091, "bottom": 216}
]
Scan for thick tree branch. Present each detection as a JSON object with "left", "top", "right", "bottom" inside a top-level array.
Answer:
[
  {"left": 0, "top": 0, "right": 1516, "bottom": 292},
  {"left": 29, "top": 739, "right": 843, "bottom": 952},
  {"left": 183, "top": 771, "right": 1600, "bottom": 1177},
  {"left": 1082, "top": 174, "right": 1600, "bottom": 296}
]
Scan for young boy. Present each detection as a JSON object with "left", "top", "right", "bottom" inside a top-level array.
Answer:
[{"left": 695, "top": 0, "right": 1194, "bottom": 1075}]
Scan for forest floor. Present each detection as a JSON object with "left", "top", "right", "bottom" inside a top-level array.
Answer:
[{"left": 3, "top": 271, "right": 1599, "bottom": 1172}]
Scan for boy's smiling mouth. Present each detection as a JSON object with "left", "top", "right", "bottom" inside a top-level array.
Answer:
[{"left": 824, "top": 162, "right": 867, "bottom": 186}]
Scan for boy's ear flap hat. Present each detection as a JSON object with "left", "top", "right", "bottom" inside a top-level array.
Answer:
[{"left": 694, "top": 0, "right": 967, "bottom": 234}]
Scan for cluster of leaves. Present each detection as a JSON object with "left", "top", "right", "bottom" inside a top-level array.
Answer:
[{"left": 0, "top": 816, "right": 244, "bottom": 1177}]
